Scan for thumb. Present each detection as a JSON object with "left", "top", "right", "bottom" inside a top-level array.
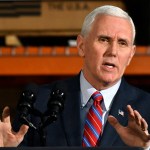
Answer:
[
  {"left": 16, "top": 125, "right": 29, "bottom": 142},
  {"left": 18, "top": 125, "right": 29, "bottom": 137},
  {"left": 108, "top": 115, "right": 122, "bottom": 130}
]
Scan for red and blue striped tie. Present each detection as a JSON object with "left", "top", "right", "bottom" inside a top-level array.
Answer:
[{"left": 82, "top": 91, "right": 103, "bottom": 147}]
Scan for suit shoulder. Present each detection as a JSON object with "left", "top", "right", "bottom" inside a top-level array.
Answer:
[
  {"left": 28, "top": 74, "right": 80, "bottom": 93},
  {"left": 122, "top": 79, "right": 150, "bottom": 99}
]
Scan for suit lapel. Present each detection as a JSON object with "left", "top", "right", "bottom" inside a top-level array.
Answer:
[
  {"left": 100, "top": 78, "right": 135, "bottom": 146},
  {"left": 60, "top": 75, "right": 82, "bottom": 146}
]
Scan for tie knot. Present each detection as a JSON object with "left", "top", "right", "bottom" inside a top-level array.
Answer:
[{"left": 92, "top": 91, "right": 103, "bottom": 103}]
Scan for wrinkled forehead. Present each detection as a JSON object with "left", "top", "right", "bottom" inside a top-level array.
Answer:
[{"left": 89, "top": 14, "right": 134, "bottom": 43}]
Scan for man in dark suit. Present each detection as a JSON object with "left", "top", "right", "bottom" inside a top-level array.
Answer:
[{"left": 0, "top": 5, "right": 150, "bottom": 149}]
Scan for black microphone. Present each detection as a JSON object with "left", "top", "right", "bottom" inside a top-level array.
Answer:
[
  {"left": 43, "top": 89, "right": 65, "bottom": 127},
  {"left": 17, "top": 83, "right": 39, "bottom": 129}
]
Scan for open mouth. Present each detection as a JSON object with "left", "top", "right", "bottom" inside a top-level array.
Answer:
[{"left": 103, "top": 62, "right": 116, "bottom": 69}]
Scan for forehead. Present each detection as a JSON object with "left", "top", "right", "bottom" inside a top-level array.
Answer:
[{"left": 89, "top": 14, "right": 133, "bottom": 41}]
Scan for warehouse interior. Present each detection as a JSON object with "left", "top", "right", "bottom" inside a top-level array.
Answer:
[{"left": 0, "top": 0, "right": 150, "bottom": 119}]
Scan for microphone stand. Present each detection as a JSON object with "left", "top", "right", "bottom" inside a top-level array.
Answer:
[
  {"left": 20, "top": 114, "right": 46, "bottom": 146},
  {"left": 38, "top": 116, "right": 46, "bottom": 146}
]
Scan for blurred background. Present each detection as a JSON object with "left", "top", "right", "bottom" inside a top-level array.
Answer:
[{"left": 0, "top": 0, "right": 150, "bottom": 119}]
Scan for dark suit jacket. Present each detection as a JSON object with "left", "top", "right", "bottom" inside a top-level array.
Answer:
[{"left": 13, "top": 74, "right": 150, "bottom": 147}]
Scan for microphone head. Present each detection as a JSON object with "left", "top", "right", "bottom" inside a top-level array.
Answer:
[
  {"left": 17, "top": 83, "right": 38, "bottom": 122},
  {"left": 42, "top": 88, "right": 65, "bottom": 126},
  {"left": 48, "top": 89, "right": 65, "bottom": 115}
]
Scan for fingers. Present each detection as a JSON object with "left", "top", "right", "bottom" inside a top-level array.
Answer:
[
  {"left": 127, "top": 105, "right": 148, "bottom": 131},
  {"left": 108, "top": 115, "right": 122, "bottom": 130},
  {"left": 2, "top": 106, "right": 10, "bottom": 123},
  {"left": 134, "top": 110, "right": 142, "bottom": 126},
  {"left": 134, "top": 110, "right": 147, "bottom": 130},
  {"left": 127, "top": 105, "right": 135, "bottom": 121},
  {"left": 134, "top": 111, "right": 148, "bottom": 131},
  {"left": 141, "top": 118, "right": 148, "bottom": 131}
]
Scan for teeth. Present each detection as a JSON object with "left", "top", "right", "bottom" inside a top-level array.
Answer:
[
  {"left": 107, "top": 65, "right": 113, "bottom": 68},
  {"left": 104, "top": 63, "right": 115, "bottom": 68}
]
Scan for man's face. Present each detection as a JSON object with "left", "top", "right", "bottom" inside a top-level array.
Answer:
[{"left": 77, "top": 14, "right": 136, "bottom": 89}]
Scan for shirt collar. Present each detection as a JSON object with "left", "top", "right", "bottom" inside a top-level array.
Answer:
[{"left": 80, "top": 71, "right": 121, "bottom": 111}]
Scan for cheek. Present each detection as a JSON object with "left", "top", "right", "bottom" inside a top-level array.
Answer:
[
  {"left": 84, "top": 52, "right": 100, "bottom": 70},
  {"left": 84, "top": 42, "right": 104, "bottom": 67},
  {"left": 119, "top": 54, "right": 132, "bottom": 68}
]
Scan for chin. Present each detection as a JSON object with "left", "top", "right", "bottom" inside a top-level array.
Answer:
[{"left": 101, "top": 76, "right": 118, "bottom": 86}]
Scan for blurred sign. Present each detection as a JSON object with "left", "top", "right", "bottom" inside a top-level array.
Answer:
[
  {"left": 0, "top": 1, "right": 124, "bottom": 36},
  {"left": 48, "top": 1, "right": 89, "bottom": 11},
  {"left": 0, "top": 1, "right": 41, "bottom": 17}
]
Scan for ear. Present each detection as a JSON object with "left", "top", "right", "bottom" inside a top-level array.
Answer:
[
  {"left": 127, "top": 45, "right": 136, "bottom": 66},
  {"left": 77, "top": 34, "right": 85, "bottom": 57}
]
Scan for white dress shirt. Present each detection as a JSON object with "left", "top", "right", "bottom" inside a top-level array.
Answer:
[{"left": 80, "top": 71, "right": 121, "bottom": 133}]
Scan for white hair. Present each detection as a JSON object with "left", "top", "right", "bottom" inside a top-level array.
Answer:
[{"left": 81, "top": 5, "right": 136, "bottom": 43}]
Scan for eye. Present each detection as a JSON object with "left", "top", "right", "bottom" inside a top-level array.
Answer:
[
  {"left": 118, "top": 40, "right": 128, "bottom": 47},
  {"left": 98, "top": 36, "right": 109, "bottom": 43}
]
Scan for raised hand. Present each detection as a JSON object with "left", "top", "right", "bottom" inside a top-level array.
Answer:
[
  {"left": 108, "top": 105, "right": 150, "bottom": 149},
  {"left": 0, "top": 106, "right": 29, "bottom": 147}
]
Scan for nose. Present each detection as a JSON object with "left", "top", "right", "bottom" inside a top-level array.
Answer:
[{"left": 105, "top": 42, "right": 118, "bottom": 57}]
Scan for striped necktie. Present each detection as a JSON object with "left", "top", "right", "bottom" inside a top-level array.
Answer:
[{"left": 82, "top": 91, "right": 103, "bottom": 147}]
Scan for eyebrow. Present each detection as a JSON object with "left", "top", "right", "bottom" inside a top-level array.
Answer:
[
  {"left": 97, "top": 35, "right": 111, "bottom": 39},
  {"left": 98, "top": 35, "right": 130, "bottom": 44}
]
